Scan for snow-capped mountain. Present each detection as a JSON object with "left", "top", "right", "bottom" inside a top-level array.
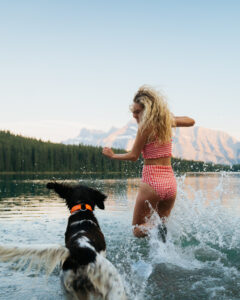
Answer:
[
  {"left": 63, "top": 121, "right": 240, "bottom": 165},
  {"left": 172, "top": 127, "right": 240, "bottom": 165},
  {"left": 64, "top": 127, "right": 118, "bottom": 146}
]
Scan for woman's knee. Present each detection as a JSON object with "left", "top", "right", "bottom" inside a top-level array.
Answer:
[
  {"left": 133, "top": 226, "right": 147, "bottom": 238},
  {"left": 133, "top": 226, "right": 141, "bottom": 237},
  {"left": 132, "top": 223, "right": 151, "bottom": 238}
]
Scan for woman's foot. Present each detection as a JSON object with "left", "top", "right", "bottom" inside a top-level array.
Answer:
[{"left": 158, "top": 223, "right": 167, "bottom": 243}]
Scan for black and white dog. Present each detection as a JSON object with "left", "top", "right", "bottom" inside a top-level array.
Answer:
[{"left": 0, "top": 182, "right": 126, "bottom": 300}]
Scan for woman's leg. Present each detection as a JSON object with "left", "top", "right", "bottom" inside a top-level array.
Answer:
[{"left": 132, "top": 182, "right": 176, "bottom": 238}]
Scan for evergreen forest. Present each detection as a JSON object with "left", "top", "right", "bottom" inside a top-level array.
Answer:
[{"left": 0, "top": 131, "right": 239, "bottom": 174}]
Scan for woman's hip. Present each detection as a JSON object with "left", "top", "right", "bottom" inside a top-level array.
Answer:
[{"left": 141, "top": 165, "right": 177, "bottom": 199}]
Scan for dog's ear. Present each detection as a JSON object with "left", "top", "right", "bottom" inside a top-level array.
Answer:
[
  {"left": 91, "top": 189, "right": 107, "bottom": 210},
  {"left": 46, "top": 182, "right": 73, "bottom": 200}
]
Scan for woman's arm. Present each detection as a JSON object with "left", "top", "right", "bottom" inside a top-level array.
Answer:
[
  {"left": 173, "top": 116, "right": 195, "bottom": 127},
  {"left": 102, "top": 128, "right": 148, "bottom": 161}
]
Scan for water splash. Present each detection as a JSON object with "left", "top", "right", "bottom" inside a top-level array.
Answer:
[
  {"left": 107, "top": 173, "right": 240, "bottom": 299},
  {"left": 0, "top": 173, "right": 239, "bottom": 299}
]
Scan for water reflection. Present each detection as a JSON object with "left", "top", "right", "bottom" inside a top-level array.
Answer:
[
  {"left": 0, "top": 173, "right": 239, "bottom": 220},
  {"left": 183, "top": 173, "right": 240, "bottom": 211}
]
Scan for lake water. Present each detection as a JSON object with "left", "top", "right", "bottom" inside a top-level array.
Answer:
[{"left": 0, "top": 172, "right": 240, "bottom": 300}]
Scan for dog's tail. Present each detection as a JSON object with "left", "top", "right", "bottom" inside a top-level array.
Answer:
[
  {"left": 0, "top": 244, "right": 69, "bottom": 274},
  {"left": 86, "top": 253, "right": 127, "bottom": 300}
]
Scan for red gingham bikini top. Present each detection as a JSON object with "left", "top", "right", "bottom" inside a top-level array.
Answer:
[{"left": 141, "top": 139, "right": 172, "bottom": 159}]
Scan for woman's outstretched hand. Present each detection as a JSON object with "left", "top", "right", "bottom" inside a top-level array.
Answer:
[{"left": 102, "top": 147, "right": 115, "bottom": 159}]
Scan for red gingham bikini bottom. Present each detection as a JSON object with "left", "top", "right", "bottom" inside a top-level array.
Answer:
[{"left": 142, "top": 165, "right": 177, "bottom": 200}]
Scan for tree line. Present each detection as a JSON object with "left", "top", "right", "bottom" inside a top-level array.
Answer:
[{"left": 0, "top": 130, "right": 239, "bottom": 174}]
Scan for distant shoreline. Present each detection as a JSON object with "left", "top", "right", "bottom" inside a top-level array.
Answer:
[{"left": 0, "top": 171, "right": 239, "bottom": 175}]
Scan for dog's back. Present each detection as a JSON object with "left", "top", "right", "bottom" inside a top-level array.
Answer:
[
  {"left": 62, "top": 211, "right": 107, "bottom": 298},
  {"left": 64, "top": 210, "right": 106, "bottom": 266},
  {"left": 47, "top": 182, "right": 126, "bottom": 300}
]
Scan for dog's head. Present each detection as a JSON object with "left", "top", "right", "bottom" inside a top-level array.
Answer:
[{"left": 46, "top": 182, "right": 107, "bottom": 211}]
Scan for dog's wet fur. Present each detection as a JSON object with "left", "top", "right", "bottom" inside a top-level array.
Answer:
[
  {"left": 0, "top": 182, "right": 126, "bottom": 300},
  {"left": 46, "top": 182, "right": 126, "bottom": 300},
  {"left": 46, "top": 182, "right": 107, "bottom": 268}
]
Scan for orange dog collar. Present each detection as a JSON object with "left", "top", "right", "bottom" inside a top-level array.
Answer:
[{"left": 71, "top": 204, "right": 93, "bottom": 214}]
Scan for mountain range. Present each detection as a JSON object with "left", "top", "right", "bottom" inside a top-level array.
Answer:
[{"left": 63, "top": 121, "right": 240, "bottom": 165}]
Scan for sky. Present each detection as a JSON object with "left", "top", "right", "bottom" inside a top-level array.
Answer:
[{"left": 0, "top": 0, "right": 239, "bottom": 142}]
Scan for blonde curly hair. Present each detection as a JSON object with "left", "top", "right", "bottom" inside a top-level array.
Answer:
[{"left": 132, "top": 85, "right": 174, "bottom": 143}]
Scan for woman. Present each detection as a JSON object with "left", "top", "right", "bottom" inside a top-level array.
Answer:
[{"left": 102, "top": 86, "right": 195, "bottom": 239}]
